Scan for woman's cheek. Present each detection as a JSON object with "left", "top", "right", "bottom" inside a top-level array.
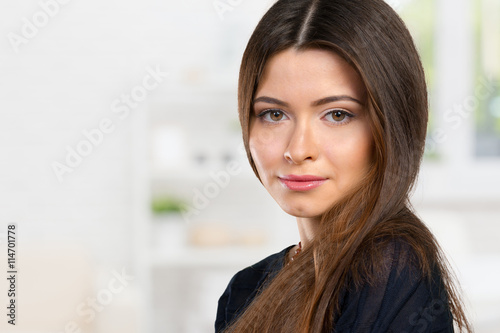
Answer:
[{"left": 250, "top": 140, "right": 275, "bottom": 172}]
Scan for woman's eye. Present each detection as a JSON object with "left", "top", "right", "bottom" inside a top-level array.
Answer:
[
  {"left": 324, "top": 110, "right": 353, "bottom": 124},
  {"left": 258, "top": 110, "right": 288, "bottom": 122}
]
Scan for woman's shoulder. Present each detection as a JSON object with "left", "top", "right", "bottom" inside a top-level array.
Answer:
[
  {"left": 355, "top": 215, "right": 442, "bottom": 282},
  {"left": 215, "top": 245, "right": 295, "bottom": 332},
  {"left": 335, "top": 236, "right": 453, "bottom": 332},
  {"left": 356, "top": 233, "right": 439, "bottom": 289},
  {"left": 230, "top": 244, "right": 294, "bottom": 287}
]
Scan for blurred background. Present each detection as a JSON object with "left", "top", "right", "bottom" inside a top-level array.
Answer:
[{"left": 0, "top": 0, "right": 498, "bottom": 332}]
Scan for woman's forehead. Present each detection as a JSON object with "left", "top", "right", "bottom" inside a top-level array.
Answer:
[{"left": 255, "top": 48, "right": 366, "bottom": 104}]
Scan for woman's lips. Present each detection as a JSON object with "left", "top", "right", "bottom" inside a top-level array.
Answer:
[{"left": 278, "top": 175, "right": 328, "bottom": 191}]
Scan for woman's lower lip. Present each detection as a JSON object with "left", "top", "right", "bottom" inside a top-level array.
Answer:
[{"left": 279, "top": 179, "right": 327, "bottom": 191}]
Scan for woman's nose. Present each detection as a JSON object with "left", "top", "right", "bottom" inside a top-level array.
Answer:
[{"left": 283, "top": 122, "right": 319, "bottom": 164}]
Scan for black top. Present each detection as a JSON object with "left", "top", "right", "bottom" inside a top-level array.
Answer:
[{"left": 215, "top": 241, "right": 454, "bottom": 332}]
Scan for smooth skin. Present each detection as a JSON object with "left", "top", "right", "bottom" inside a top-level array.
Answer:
[{"left": 249, "top": 48, "right": 374, "bottom": 255}]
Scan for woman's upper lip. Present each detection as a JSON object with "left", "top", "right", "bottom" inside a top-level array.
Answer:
[{"left": 279, "top": 174, "right": 328, "bottom": 181}]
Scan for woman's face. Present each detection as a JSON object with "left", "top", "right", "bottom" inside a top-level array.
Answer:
[{"left": 249, "top": 48, "right": 373, "bottom": 218}]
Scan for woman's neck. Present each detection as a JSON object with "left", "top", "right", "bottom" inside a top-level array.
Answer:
[{"left": 296, "top": 216, "right": 321, "bottom": 249}]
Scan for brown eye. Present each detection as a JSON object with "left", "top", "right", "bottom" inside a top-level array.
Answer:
[
  {"left": 324, "top": 109, "right": 353, "bottom": 125},
  {"left": 270, "top": 110, "right": 284, "bottom": 121},
  {"left": 331, "top": 111, "right": 346, "bottom": 121},
  {"left": 257, "top": 109, "right": 289, "bottom": 122}
]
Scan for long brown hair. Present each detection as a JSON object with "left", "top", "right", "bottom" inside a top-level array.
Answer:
[{"left": 229, "top": 0, "right": 471, "bottom": 331}]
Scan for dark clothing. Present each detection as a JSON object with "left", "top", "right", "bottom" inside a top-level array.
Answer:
[{"left": 215, "top": 241, "right": 454, "bottom": 332}]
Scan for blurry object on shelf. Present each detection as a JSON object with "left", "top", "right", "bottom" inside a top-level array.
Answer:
[
  {"left": 238, "top": 227, "right": 268, "bottom": 246},
  {"left": 188, "top": 222, "right": 232, "bottom": 247},
  {"left": 151, "top": 195, "right": 186, "bottom": 215},
  {"left": 152, "top": 213, "right": 187, "bottom": 254},
  {"left": 181, "top": 67, "right": 207, "bottom": 85},
  {"left": 188, "top": 222, "right": 268, "bottom": 247},
  {"left": 151, "top": 195, "right": 188, "bottom": 254}
]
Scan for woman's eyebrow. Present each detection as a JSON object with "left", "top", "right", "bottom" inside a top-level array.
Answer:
[
  {"left": 253, "top": 96, "right": 289, "bottom": 106},
  {"left": 253, "top": 95, "right": 363, "bottom": 107},
  {"left": 312, "top": 95, "right": 363, "bottom": 106}
]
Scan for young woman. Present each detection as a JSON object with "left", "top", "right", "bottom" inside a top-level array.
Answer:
[{"left": 215, "top": 0, "right": 471, "bottom": 332}]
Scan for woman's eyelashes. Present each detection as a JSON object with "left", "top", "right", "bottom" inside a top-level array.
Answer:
[
  {"left": 256, "top": 108, "right": 354, "bottom": 125},
  {"left": 323, "top": 109, "right": 354, "bottom": 125},
  {"left": 257, "top": 109, "right": 289, "bottom": 122}
]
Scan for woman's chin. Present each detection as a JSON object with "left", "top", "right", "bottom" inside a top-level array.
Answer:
[
  {"left": 274, "top": 196, "right": 336, "bottom": 219},
  {"left": 280, "top": 205, "right": 326, "bottom": 219}
]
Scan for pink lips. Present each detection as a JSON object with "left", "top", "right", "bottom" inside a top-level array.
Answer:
[{"left": 278, "top": 174, "right": 328, "bottom": 191}]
